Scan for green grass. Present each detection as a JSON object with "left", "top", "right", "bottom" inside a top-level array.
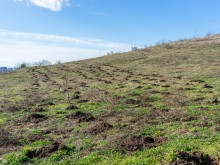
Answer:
[{"left": 1, "top": 35, "right": 220, "bottom": 164}]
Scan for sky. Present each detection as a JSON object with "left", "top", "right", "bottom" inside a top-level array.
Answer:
[{"left": 1, "top": 0, "right": 220, "bottom": 67}]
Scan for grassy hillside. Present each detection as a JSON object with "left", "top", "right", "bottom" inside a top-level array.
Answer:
[{"left": 0, "top": 35, "right": 220, "bottom": 164}]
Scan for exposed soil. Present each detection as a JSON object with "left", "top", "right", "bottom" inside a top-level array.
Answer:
[
  {"left": 101, "top": 110, "right": 118, "bottom": 119},
  {"left": 46, "top": 102, "right": 56, "bottom": 106},
  {"left": 117, "top": 135, "right": 165, "bottom": 153},
  {"left": 77, "top": 99, "right": 89, "bottom": 103},
  {"left": 75, "top": 91, "right": 81, "bottom": 95},
  {"left": 39, "top": 101, "right": 55, "bottom": 106},
  {"left": 190, "top": 80, "right": 205, "bottom": 83},
  {"left": 204, "top": 84, "right": 213, "bottom": 88},
  {"left": 26, "top": 142, "right": 67, "bottom": 158},
  {"left": 86, "top": 122, "right": 113, "bottom": 135},
  {"left": 28, "top": 134, "right": 45, "bottom": 142},
  {"left": 0, "top": 127, "right": 19, "bottom": 147},
  {"left": 34, "top": 107, "right": 46, "bottom": 112},
  {"left": 72, "top": 94, "right": 81, "bottom": 99},
  {"left": 193, "top": 97, "right": 205, "bottom": 102},
  {"left": 185, "top": 87, "right": 194, "bottom": 90},
  {"left": 27, "top": 113, "right": 47, "bottom": 123},
  {"left": 125, "top": 99, "right": 141, "bottom": 105},
  {"left": 170, "top": 113, "right": 197, "bottom": 122},
  {"left": 67, "top": 111, "right": 95, "bottom": 123},
  {"left": 48, "top": 128, "right": 73, "bottom": 135},
  {"left": 4, "top": 105, "right": 20, "bottom": 112},
  {"left": 212, "top": 98, "right": 219, "bottom": 105},
  {"left": 170, "top": 151, "right": 218, "bottom": 165},
  {"left": 66, "top": 105, "right": 78, "bottom": 110},
  {"left": 193, "top": 121, "right": 211, "bottom": 127},
  {"left": 161, "top": 84, "right": 171, "bottom": 88}
]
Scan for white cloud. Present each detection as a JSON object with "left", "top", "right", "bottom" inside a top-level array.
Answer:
[
  {"left": 0, "top": 29, "right": 132, "bottom": 67},
  {"left": 15, "top": 0, "right": 70, "bottom": 11},
  {"left": 0, "top": 29, "right": 131, "bottom": 50}
]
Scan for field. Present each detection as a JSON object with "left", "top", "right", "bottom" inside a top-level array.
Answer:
[{"left": 0, "top": 35, "right": 220, "bottom": 164}]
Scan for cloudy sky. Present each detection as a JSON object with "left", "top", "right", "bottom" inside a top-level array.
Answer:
[{"left": 1, "top": 0, "right": 220, "bottom": 67}]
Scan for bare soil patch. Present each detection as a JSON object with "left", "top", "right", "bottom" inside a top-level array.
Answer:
[
  {"left": 34, "top": 107, "right": 46, "bottom": 112},
  {"left": 27, "top": 113, "right": 47, "bottom": 123},
  {"left": 77, "top": 100, "right": 89, "bottom": 103},
  {"left": 4, "top": 105, "right": 20, "bottom": 112},
  {"left": 204, "top": 84, "right": 213, "bottom": 89},
  {"left": 170, "top": 151, "right": 218, "bottom": 165},
  {"left": 66, "top": 105, "right": 78, "bottom": 110},
  {"left": 86, "top": 122, "right": 113, "bottom": 135},
  {"left": 117, "top": 135, "right": 165, "bottom": 153},
  {"left": 67, "top": 111, "right": 95, "bottom": 123},
  {"left": 72, "top": 94, "right": 81, "bottom": 99},
  {"left": 48, "top": 128, "right": 73, "bottom": 135},
  {"left": 190, "top": 80, "right": 205, "bottom": 83},
  {"left": 0, "top": 127, "right": 19, "bottom": 147},
  {"left": 26, "top": 142, "right": 66, "bottom": 158},
  {"left": 125, "top": 99, "right": 141, "bottom": 105},
  {"left": 212, "top": 98, "right": 219, "bottom": 105},
  {"left": 28, "top": 134, "right": 45, "bottom": 142}
]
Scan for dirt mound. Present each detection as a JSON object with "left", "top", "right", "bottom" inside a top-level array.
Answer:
[
  {"left": 26, "top": 142, "right": 66, "bottom": 158},
  {"left": 0, "top": 127, "right": 19, "bottom": 146},
  {"left": 117, "top": 135, "right": 165, "bottom": 153},
  {"left": 170, "top": 151, "right": 218, "bottom": 165},
  {"left": 67, "top": 111, "right": 95, "bottom": 123},
  {"left": 86, "top": 122, "right": 113, "bottom": 135},
  {"left": 27, "top": 113, "right": 47, "bottom": 123}
]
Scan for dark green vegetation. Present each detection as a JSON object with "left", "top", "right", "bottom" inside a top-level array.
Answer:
[{"left": 0, "top": 35, "right": 220, "bottom": 164}]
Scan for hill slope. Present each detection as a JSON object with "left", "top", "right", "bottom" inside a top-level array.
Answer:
[{"left": 0, "top": 35, "right": 220, "bottom": 164}]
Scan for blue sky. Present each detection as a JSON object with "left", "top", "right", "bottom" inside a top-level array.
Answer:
[{"left": 1, "top": 0, "right": 220, "bottom": 67}]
